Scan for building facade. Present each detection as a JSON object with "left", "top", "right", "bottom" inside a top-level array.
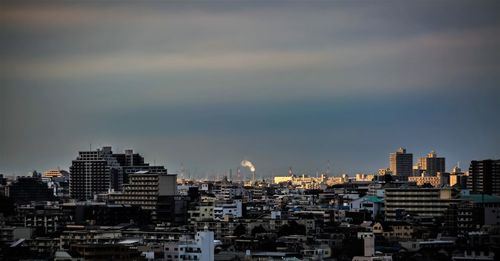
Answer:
[
  {"left": 164, "top": 229, "right": 215, "bottom": 261},
  {"left": 389, "top": 148, "right": 413, "bottom": 178},
  {"left": 69, "top": 147, "right": 123, "bottom": 200},
  {"left": 43, "top": 169, "right": 69, "bottom": 178},
  {"left": 468, "top": 159, "right": 500, "bottom": 195},
  {"left": 385, "top": 187, "right": 455, "bottom": 221},
  {"left": 69, "top": 146, "right": 169, "bottom": 200},
  {"left": 418, "top": 151, "right": 446, "bottom": 176},
  {"left": 408, "top": 173, "right": 446, "bottom": 187},
  {"left": 7, "top": 177, "right": 55, "bottom": 204},
  {"left": 110, "top": 171, "right": 177, "bottom": 210}
]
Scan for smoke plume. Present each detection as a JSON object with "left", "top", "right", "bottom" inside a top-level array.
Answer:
[{"left": 240, "top": 160, "right": 256, "bottom": 172}]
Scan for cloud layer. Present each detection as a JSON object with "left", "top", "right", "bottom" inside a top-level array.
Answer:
[{"left": 1, "top": 1, "right": 499, "bottom": 176}]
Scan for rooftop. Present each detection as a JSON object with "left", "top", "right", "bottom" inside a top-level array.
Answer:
[{"left": 461, "top": 194, "right": 500, "bottom": 203}]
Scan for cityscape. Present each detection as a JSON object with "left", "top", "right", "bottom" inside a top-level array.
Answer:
[
  {"left": 0, "top": 146, "right": 499, "bottom": 260},
  {"left": 1, "top": 1, "right": 500, "bottom": 261}
]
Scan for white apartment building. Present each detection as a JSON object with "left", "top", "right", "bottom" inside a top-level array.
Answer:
[
  {"left": 164, "top": 229, "right": 214, "bottom": 261},
  {"left": 213, "top": 200, "right": 242, "bottom": 221}
]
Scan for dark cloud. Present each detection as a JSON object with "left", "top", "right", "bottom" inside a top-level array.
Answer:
[{"left": 1, "top": 0, "right": 499, "bottom": 176}]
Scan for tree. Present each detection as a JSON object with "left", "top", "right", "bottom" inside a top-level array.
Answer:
[
  {"left": 233, "top": 224, "right": 247, "bottom": 237},
  {"left": 251, "top": 225, "right": 266, "bottom": 237},
  {"left": 278, "top": 221, "right": 306, "bottom": 237}
]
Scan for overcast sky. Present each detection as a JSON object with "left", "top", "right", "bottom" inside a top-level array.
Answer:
[{"left": 1, "top": 1, "right": 499, "bottom": 177}]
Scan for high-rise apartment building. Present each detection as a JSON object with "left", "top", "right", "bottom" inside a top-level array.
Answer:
[
  {"left": 468, "top": 159, "right": 500, "bottom": 195},
  {"left": 111, "top": 149, "right": 166, "bottom": 183},
  {"left": 69, "top": 146, "right": 168, "bottom": 200},
  {"left": 389, "top": 147, "right": 413, "bottom": 178},
  {"left": 69, "top": 147, "right": 123, "bottom": 200},
  {"left": 418, "top": 151, "right": 445, "bottom": 176}
]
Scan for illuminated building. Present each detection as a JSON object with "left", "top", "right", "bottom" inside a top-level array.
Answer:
[{"left": 389, "top": 148, "right": 413, "bottom": 178}]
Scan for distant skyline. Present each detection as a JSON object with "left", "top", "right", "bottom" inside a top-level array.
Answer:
[{"left": 1, "top": 1, "right": 499, "bottom": 176}]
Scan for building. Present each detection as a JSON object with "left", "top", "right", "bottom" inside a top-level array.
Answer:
[
  {"left": 418, "top": 151, "right": 446, "bottom": 176},
  {"left": 273, "top": 176, "right": 293, "bottom": 184},
  {"left": 456, "top": 194, "right": 500, "bottom": 233},
  {"left": 408, "top": 173, "right": 446, "bottom": 187},
  {"left": 17, "top": 203, "right": 68, "bottom": 234},
  {"left": 68, "top": 244, "right": 142, "bottom": 260},
  {"left": 356, "top": 174, "right": 375, "bottom": 182},
  {"left": 110, "top": 170, "right": 176, "bottom": 209},
  {"left": 450, "top": 166, "right": 467, "bottom": 188},
  {"left": 189, "top": 204, "right": 215, "bottom": 222},
  {"left": 164, "top": 229, "right": 215, "bottom": 261},
  {"left": 389, "top": 148, "right": 413, "bottom": 178},
  {"left": 213, "top": 200, "right": 243, "bottom": 221},
  {"left": 217, "top": 184, "right": 243, "bottom": 201},
  {"left": 43, "top": 169, "right": 69, "bottom": 178},
  {"left": 372, "top": 222, "right": 413, "bottom": 240},
  {"left": 467, "top": 159, "right": 500, "bottom": 195},
  {"left": 399, "top": 239, "right": 455, "bottom": 252},
  {"left": 273, "top": 174, "right": 333, "bottom": 189},
  {"left": 385, "top": 187, "right": 455, "bottom": 221},
  {"left": 69, "top": 147, "right": 123, "bottom": 200},
  {"left": 6, "top": 177, "right": 55, "bottom": 204},
  {"left": 113, "top": 149, "right": 168, "bottom": 185},
  {"left": 452, "top": 251, "right": 495, "bottom": 261},
  {"left": 69, "top": 146, "right": 168, "bottom": 200},
  {"left": 110, "top": 170, "right": 179, "bottom": 223},
  {"left": 378, "top": 168, "right": 393, "bottom": 176}
]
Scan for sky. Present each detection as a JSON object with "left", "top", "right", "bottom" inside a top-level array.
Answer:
[{"left": 1, "top": 1, "right": 499, "bottom": 178}]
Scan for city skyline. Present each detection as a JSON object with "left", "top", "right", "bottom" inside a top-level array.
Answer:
[
  {"left": 1, "top": 1, "right": 500, "bottom": 175},
  {"left": 2, "top": 144, "right": 489, "bottom": 179}
]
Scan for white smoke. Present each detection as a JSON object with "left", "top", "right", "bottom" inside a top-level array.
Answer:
[{"left": 240, "top": 160, "right": 256, "bottom": 172}]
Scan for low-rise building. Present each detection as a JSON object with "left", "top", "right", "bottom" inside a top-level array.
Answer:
[
  {"left": 385, "top": 187, "right": 456, "bottom": 221},
  {"left": 164, "top": 229, "right": 215, "bottom": 261},
  {"left": 213, "top": 200, "right": 242, "bottom": 221}
]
